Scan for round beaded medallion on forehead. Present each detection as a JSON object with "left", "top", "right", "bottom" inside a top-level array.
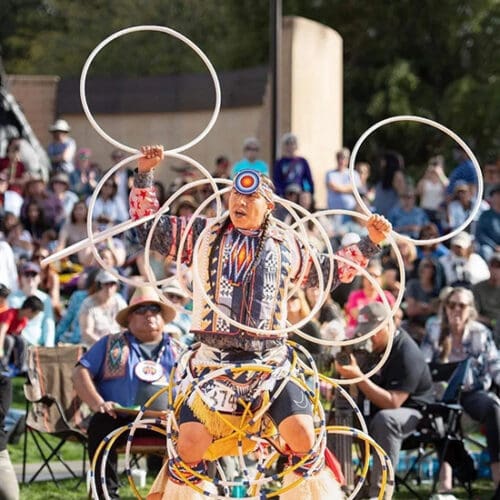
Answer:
[{"left": 233, "top": 170, "right": 260, "bottom": 195}]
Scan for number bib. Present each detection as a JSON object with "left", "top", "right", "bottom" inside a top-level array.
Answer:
[
  {"left": 205, "top": 380, "right": 238, "bottom": 413},
  {"left": 134, "top": 360, "right": 163, "bottom": 382}
]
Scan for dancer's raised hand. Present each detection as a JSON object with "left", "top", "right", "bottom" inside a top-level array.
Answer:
[{"left": 138, "top": 145, "right": 164, "bottom": 173}]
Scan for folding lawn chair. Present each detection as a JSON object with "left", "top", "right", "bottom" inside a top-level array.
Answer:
[{"left": 22, "top": 345, "right": 89, "bottom": 486}]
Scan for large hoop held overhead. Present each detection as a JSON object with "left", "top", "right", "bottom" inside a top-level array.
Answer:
[
  {"left": 80, "top": 25, "right": 221, "bottom": 154},
  {"left": 349, "top": 115, "right": 484, "bottom": 246}
]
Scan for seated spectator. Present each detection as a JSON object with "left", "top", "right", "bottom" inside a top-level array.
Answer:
[
  {"left": 373, "top": 151, "right": 407, "bottom": 218},
  {"left": 4, "top": 219, "right": 32, "bottom": 262},
  {"left": 171, "top": 195, "right": 198, "bottom": 218},
  {"left": 0, "top": 138, "right": 27, "bottom": 195},
  {"left": 212, "top": 154, "right": 230, "bottom": 181},
  {"left": 0, "top": 295, "right": 44, "bottom": 373},
  {"left": 273, "top": 133, "right": 314, "bottom": 196},
  {"left": 0, "top": 172, "right": 23, "bottom": 220},
  {"left": 47, "top": 119, "right": 76, "bottom": 174},
  {"left": 161, "top": 279, "right": 193, "bottom": 346},
  {"left": 355, "top": 161, "right": 375, "bottom": 203},
  {"left": 69, "top": 148, "right": 100, "bottom": 198},
  {"left": 56, "top": 200, "right": 93, "bottom": 262},
  {"left": 79, "top": 240, "right": 127, "bottom": 272},
  {"left": 21, "top": 176, "right": 64, "bottom": 230},
  {"left": 416, "top": 155, "right": 448, "bottom": 226},
  {"left": 446, "top": 180, "right": 486, "bottom": 234},
  {"left": 72, "top": 286, "right": 177, "bottom": 499},
  {"left": 49, "top": 173, "right": 78, "bottom": 222},
  {"left": 345, "top": 260, "right": 396, "bottom": 338},
  {"left": 8, "top": 262, "right": 55, "bottom": 347},
  {"left": 230, "top": 137, "right": 269, "bottom": 178},
  {"left": 403, "top": 258, "right": 442, "bottom": 344},
  {"left": 422, "top": 287, "right": 500, "bottom": 493},
  {"left": 273, "top": 183, "right": 302, "bottom": 221},
  {"left": 109, "top": 149, "right": 133, "bottom": 208},
  {"left": 439, "top": 231, "right": 490, "bottom": 287},
  {"left": 383, "top": 238, "right": 419, "bottom": 285},
  {"left": 296, "top": 190, "right": 335, "bottom": 251},
  {"left": 483, "top": 161, "right": 500, "bottom": 200},
  {"left": 30, "top": 246, "right": 62, "bottom": 320},
  {"left": 55, "top": 268, "right": 99, "bottom": 345},
  {"left": 446, "top": 148, "right": 478, "bottom": 200},
  {"left": 20, "top": 201, "right": 49, "bottom": 243},
  {"left": 326, "top": 147, "right": 361, "bottom": 230},
  {"left": 0, "top": 374, "right": 20, "bottom": 500},
  {"left": 476, "top": 184, "right": 500, "bottom": 261},
  {"left": 473, "top": 252, "right": 500, "bottom": 347},
  {"left": 388, "top": 187, "right": 429, "bottom": 239},
  {"left": 87, "top": 178, "right": 128, "bottom": 226},
  {"left": 420, "top": 286, "right": 454, "bottom": 362},
  {"left": 336, "top": 303, "right": 434, "bottom": 499},
  {"left": 78, "top": 270, "right": 126, "bottom": 347},
  {"left": 416, "top": 223, "right": 449, "bottom": 261}
]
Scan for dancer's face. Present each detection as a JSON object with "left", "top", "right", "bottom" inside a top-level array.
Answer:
[{"left": 228, "top": 189, "right": 273, "bottom": 230}]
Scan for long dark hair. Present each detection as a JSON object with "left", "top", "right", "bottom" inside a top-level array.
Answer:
[
  {"left": 438, "top": 287, "right": 477, "bottom": 361},
  {"left": 380, "top": 151, "right": 404, "bottom": 190}
]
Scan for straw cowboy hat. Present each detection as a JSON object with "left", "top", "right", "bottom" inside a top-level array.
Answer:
[{"left": 116, "top": 285, "right": 176, "bottom": 328}]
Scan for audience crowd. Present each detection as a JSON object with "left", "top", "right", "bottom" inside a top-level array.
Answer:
[{"left": 0, "top": 122, "right": 499, "bottom": 497}]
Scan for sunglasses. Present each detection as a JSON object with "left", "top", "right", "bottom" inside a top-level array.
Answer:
[
  {"left": 22, "top": 272, "right": 38, "bottom": 278},
  {"left": 446, "top": 301, "right": 469, "bottom": 310},
  {"left": 132, "top": 304, "right": 162, "bottom": 315}
]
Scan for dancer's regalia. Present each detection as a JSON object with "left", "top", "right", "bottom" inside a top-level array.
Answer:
[{"left": 130, "top": 169, "right": 381, "bottom": 499}]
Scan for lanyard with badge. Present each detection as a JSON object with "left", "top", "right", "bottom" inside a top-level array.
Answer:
[{"left": 134, "top": 343, "right": 166, "bottom": 382}]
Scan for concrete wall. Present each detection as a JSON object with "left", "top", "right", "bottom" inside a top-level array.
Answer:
[{"left": 285, "top": 16, "right": 343, "bottom": 207}]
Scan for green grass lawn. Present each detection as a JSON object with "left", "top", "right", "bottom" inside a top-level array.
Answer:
[{"left": 19, "top": 477, "right": 154, "bottom": 500}]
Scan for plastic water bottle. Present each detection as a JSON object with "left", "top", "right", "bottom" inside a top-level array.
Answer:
[{"left": 231, "top": 475, "right": 246, "bottom": 497}]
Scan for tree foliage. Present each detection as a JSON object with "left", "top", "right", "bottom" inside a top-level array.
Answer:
[{"left": 1, "top": 0, "right": 498, "bottom": 162}]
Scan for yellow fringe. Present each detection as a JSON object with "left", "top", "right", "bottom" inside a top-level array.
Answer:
[
  {"left": 280, "top": 469, "right": 345, "bottom": 500},
  {"left": 189, "top": 393, "right": 276, "bottom": 461}
]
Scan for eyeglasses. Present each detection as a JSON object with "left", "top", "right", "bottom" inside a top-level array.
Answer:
[
  {"left": 131, "top": 304, "right": 162, "bottom": 315},
  {"left": 245, "top": 147, "right": 259, "bottom": 152},
  {"left": 101, "top": 282, "right": 117, "bottom": 287},
  {"left": 446, "top": 301, "right": 469, "bottom": 310},
  {"left": 22, "top": 272, "right": 38, "bottom": 278}
]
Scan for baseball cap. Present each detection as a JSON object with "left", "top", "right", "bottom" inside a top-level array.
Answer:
[
  {"left": 162, "top": 279, "right": 189, "bottom": 299},
  {"left": 451, "top": 231, "right": 472, "bottom": 249},
  {"left": 49, "top": 119, "right": 71, "bottom": 133},
  {"left": 355, "top": 302, "right": 388, "bottom": 335},
  {"left": 95, "top": 269, "right": 119, "bottom": 284}
]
